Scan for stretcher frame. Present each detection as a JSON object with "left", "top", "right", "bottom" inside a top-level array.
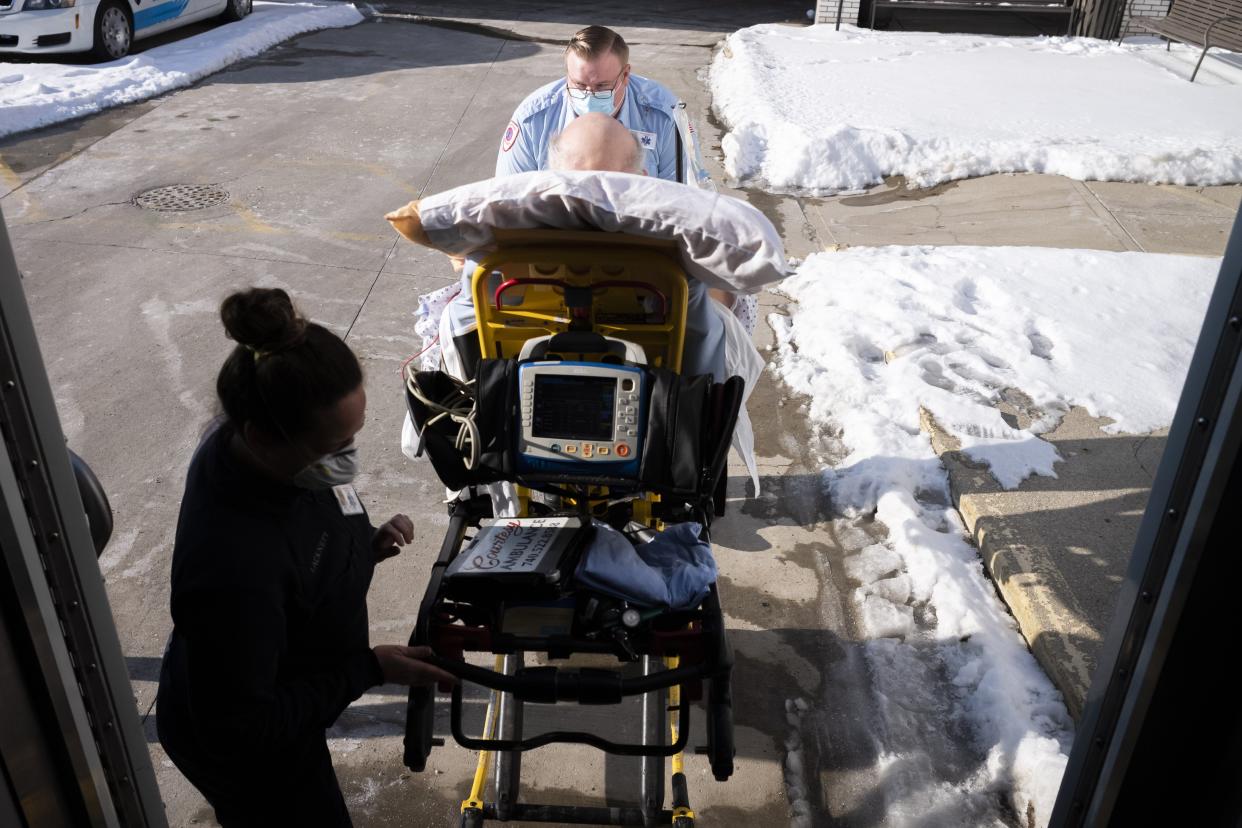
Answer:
[{"left": 403, "top": 231, "right": 737, "bottom": 827}]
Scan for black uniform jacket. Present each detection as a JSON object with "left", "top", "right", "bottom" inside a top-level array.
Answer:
[{"left": 157, "top": 423, "right": 383, "bottom": 773}]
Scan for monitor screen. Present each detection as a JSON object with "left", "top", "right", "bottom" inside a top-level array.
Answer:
[{"left": 532, "top": 375, "right": 616, "bottom": 441}]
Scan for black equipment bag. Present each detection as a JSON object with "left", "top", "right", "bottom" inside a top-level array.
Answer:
[
  {"left": 637, "top": 368, "right": 744, "bottom": 500},
  {"left": 403, "top": 359, "right": 517, "bottom": 490},
  {"left": 406, "top": 359, "right": 743, "bottom": 502}
]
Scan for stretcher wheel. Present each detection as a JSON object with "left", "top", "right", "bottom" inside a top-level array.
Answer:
[
  {"left": 403, "top": 685, "right": 436, "bottom": 772},
  {"left": 494, "top": 653, "right": 524, "bottom": 820},
  {"left": 673, "top": 818, "right": 695, "bottom": 828},
  {"left": 712, "top": 457, "right": 728, "bottom": 517},
  {"left": 461, "top": 807, "right": 484, "bottom": 828},
  {"left": 640, "top": 656, "right": 666, "bottom": 826},
  {"left": 706, "top": 694, "right": 735, "bottom": 782}
]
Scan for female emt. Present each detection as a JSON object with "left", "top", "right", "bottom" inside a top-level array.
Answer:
[{"left": 157, "top": 288, "right": 453, "bottom": 826}]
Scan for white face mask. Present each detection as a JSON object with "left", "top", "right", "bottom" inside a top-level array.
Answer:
[
  {"left": 569, "top": 88, "right": 617, "bottom": 117},
  {"left": 292, "top": 445, "right": 360, "bottom": 489}
]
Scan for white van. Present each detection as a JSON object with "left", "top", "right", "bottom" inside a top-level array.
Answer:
[{"left": 0, "top": 0, "right": 249, "bottom": 62}]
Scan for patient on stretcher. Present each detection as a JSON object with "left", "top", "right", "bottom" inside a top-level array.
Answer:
[
  {"left": 432, "top": 114, "right": 728, "bottom": 384},
  {"left": 385, "top": 126, "right": 787, "bottom": 492}
]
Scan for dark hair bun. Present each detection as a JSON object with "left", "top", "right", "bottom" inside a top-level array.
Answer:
[{"left": 220, "top": 288, "right": 307, "bottom": 352}]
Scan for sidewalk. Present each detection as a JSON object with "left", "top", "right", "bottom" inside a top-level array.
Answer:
[{"left": 785, "top": 171, "right": 1239, "bottom": 718}]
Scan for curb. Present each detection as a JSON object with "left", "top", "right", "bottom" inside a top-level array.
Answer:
[{"left": 918, "top": 406, "right": 1161, "bottom": 720}]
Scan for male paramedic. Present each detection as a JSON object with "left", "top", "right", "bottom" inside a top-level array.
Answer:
[
  {"left": 412, "top": 114, "right": 762, "bottom": 492},
  {"left": 497, "top": 25, "right": 684, "bottom": 182},
  {"left": 440, "top": 113, "right": 725, "bottom": 384},
  {"left": 496, "top": 24, "right": 755, "bottom": 334}
]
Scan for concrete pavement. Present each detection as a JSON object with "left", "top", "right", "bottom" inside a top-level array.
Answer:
[
  {"left": 792, "top": 170, "right": 1238, "bottom": 721},
  {"left": 2, "top": 3, "right": 820, "bottom": 826},
  {"left": 790, "top": 172, "right": 1238, "bottom": 724}
]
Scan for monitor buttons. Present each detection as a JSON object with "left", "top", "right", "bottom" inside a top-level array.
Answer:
[
  {"left": 566, "top": 445, "right": 578, "bottom": 454},
  {"left": 598, "top": 446, "right": 611, "bottom": 456},
  {"left": 616, "top": 443, "right": 630, "bottom": 458}
]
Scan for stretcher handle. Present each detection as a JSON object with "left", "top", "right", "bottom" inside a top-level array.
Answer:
[
  {"left": 427, "top": 655, "right": 704, "bottom": 704},
  {"left": 450, "top": 678, "right": 693, "bottom": 757},
  {"left": 493, "top": 277, "right": 568, "bottom": 310},
  {"left": 493, "top": 278, "right": 668, "bottom": 317}
]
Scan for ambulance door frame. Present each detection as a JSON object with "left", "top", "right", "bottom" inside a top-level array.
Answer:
[
  {"left": 1050, "top": 208, "right": 1242, "bottom": 824},
  {"left": 0, "top": 206, "right": 166, "bottom": 827}
]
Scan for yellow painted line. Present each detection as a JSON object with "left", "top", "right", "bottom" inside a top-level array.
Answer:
[
  {"left": 0, "top": 158, "right": 22, "bottom": 192},
  {"left": 0, "top": 158, "right": 49, "bottom": 222},
  {"left": 282, "top": 157, "right": 421, "bottom": 196},
  {"left": 230, "top": 203, "right": 282, "bottom": 235}
]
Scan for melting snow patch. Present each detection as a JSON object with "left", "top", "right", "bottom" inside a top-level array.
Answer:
[{"left": 774, "top": 245, "right": 1216, "bottom": 490}]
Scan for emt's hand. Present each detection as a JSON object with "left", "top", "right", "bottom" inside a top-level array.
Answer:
[
  {"left": 372, "top": 514, "right": 414, "bottom": 563},
  {"left": 373, "top": 644, "right": 457, "bottom": 688}
]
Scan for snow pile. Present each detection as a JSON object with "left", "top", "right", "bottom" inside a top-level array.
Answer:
[
  {"left": 709, "top": 25, "right": 1242, "bottom": 193},
  {"left": 0, "top": 1, "right": 364, "bottom": 139},
  {"left": 772, "top": 245, "right": 1219, "bottom": 823},
  {"left": 776, "top": 245, "right": 1216, "bottom": 489},
  {"left": 782, "top": 696, "right": 814, "bottom": 828}
]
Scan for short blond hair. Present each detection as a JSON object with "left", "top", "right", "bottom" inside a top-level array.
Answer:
[{"left": 565, "top": 25, "right": 629, "bottom": 66}]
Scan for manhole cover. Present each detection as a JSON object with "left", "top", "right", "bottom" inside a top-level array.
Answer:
[{"left": 134, "top": 184, "right": 229, "bottom": 212}]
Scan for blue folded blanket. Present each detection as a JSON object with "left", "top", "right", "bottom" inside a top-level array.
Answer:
[{"left": 574, "top": 521, "right": 717, "bottom": 610}]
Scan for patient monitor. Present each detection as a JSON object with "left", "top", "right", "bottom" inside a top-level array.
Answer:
[{"left": 516, "top": 361, "right": 646, "bottom": 476}]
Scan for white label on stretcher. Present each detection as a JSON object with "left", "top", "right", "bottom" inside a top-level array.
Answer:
[{"left": 456, "top": 516, "right": 576, "bottom": 575}]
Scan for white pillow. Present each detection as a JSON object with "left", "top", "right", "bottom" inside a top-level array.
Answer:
[{"left": 413, "top": 170, "right": 788, "bottom": 294}]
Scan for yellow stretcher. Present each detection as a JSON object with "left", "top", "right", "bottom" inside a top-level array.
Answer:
[{"left": 401, "top": 228, "right": 738, "bottom": 827}]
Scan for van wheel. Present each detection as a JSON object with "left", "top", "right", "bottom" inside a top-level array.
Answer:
[
  {"left": 90, "top": 1, "right": 132, "bottom": 62},
  {"left": 220, "top": 0, "right": 251, "bottom": 22}
]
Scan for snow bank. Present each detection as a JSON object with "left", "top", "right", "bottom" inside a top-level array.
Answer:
[
  {"left": 709, "top": 25, "right": 1242, "bottom": 192},
  {"left": 775, "top": 245, "right": 1216, "bottom": 489},
  {"left": 0, "top": 1, "right": 364, "bottom": 139},
  {"left": 772, "top": 245, "right": 1219, "bottom": 823}
]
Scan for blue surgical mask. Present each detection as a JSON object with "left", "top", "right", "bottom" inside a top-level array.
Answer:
[
  {"left": 292, "top": 445, "right": 360, "bottom": 489},
  {"left": 569, "top": 88, "right": 617, "bottom": 117}
]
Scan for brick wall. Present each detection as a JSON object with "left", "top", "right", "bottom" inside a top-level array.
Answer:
[
  {"left": 814, "top": 0, "right": 1171, "bottom": 35},
  {"left": 1119, "top": 0, "right": 1172, "bottom": 34},
  {"left": 816, "top": 0, "right": 864, "bottom": 28}
]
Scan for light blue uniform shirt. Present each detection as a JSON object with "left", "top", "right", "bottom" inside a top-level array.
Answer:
[
  {"left": 495, "top": 75, "right": 682, "bottom": 182},
  {"left": 487, "top": 75, "right": 723, "bottom": 380}
]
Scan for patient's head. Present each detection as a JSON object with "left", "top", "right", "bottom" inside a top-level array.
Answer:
[{"left": 548, "top": 112, "right": 645, "bottom": 174}]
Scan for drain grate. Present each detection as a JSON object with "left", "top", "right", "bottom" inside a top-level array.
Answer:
[{"left": 134, "top": 183, "right": 229, "bottom": 212}]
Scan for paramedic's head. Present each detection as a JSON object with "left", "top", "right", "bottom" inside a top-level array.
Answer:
[
  {"left": 564, "top": 26, "right": 630, "bottom": 118},
  {"left": 549, "top": 113, "right": 645, "bottom": 175},
  {"left": 217, "top": 287, "right": 366, "bottom": 483}
]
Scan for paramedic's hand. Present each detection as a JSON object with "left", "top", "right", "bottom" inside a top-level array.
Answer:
[
  {"left": 373, "top": 645, "right": 457, "bottom": 688},
  {"left": 372, "top": 514, "right": 414, "bottom": 563}
]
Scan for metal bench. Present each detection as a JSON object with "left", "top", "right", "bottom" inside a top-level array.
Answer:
[
  {"left": 1118, "top": 0, "right": 1242, "bottom": 81},
  {"left": 868, "top": 0, "right": 1077, "bottom": 32}
]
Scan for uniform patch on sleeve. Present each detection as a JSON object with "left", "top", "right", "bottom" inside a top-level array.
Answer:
[
  {"left": 501, "top": 120, "right": 520, "bottom": 152},
  {"left": 631, "top": 130, "right": 657, "bottom": 151}
]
